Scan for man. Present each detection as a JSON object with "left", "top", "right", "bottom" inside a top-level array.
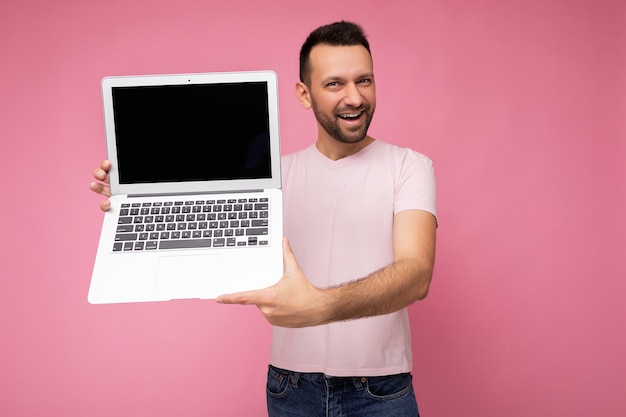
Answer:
[{"left": 91, "top": 21, "right": 437, "bottom": 417}]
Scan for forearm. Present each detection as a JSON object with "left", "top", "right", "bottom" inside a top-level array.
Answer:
[
  {"left": 318, "top": 257, "right": 433, "bottom": 324},
  {"left": 216, "top": 212, "right": 437, "bottom": 329}
]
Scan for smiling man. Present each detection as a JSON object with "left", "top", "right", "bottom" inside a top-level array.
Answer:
[
  {"left": 217, "top": 21, "right": 438, "bottom": 416},
  {"left": 91, "top": 21, "right": 437, "bottom": 417}
]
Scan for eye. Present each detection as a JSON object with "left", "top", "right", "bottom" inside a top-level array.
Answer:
[{"left": 358, "top": 78, "right": 371, "bottom": 85}]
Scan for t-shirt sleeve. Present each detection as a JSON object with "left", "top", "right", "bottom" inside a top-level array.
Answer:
[{"left": 394, "top": 151, "right": 437, "bottom": 220}]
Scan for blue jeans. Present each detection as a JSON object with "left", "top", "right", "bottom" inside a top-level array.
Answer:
[{"left": 266, "top": 365, "right": 420, "bottom": 417}]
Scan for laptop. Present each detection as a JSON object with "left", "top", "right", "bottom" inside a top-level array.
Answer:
[{"left": 88, "top": 71, "right": 283, "bottom": 304}]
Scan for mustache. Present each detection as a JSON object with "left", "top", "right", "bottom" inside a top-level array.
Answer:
[{"left": 334, "top": 103, "right": 370, "bottom": 114}]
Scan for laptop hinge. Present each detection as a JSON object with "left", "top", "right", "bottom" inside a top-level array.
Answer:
[{"left": 127, "top": 190, "right": 265, "bottom": 198}]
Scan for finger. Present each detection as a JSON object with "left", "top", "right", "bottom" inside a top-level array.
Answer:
[
  {"left": 282, "top": 236, "right": 293, "bottom": 261},
  {"left": 100, "top": 160, "right": 111, "bottom": 183},
  {"left": 89, "top": 181, "right": 111, "bottom": 197},
  {"left": 89, "top": 181, "right": 112, "bottom": 212},
  {"left": 281, "top": 237, "right": 301, "bottom": 273},
  {"left": 92, "top": 168, "right": 110, "bottom": 184},
  {"left": 215, "top": 290, "right": 260, "bottom": 305},
  {"left": 93, "top": 160, "right": 111, "bottom": 182},
  {"left": 100, "top": 200, "right": 111, "bottom": 212},
  {"left": 100, "top": 159, "right": 112, "bottom": 171}
]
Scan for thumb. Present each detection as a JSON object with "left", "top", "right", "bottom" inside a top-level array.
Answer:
[{"left": 282, "top": 237, "right": 300, "bottom": 273}]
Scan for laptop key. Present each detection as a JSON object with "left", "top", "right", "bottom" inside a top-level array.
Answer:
[
  {"left": 115, "top": 233, "right": 138, "bottom": 241},
  {"left": 159, "top": 239, "right": 213, "bottom": 249},
  {"left": 117, "top": 225, "right": 134, "bottom": 233}
]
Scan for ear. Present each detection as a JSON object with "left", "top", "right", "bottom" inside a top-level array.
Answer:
[{"left": 295, "top": 82, "right": 312, "bottom": 109}]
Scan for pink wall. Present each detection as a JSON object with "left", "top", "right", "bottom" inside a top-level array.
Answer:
[{"left": 1, "top": 0, "right": 624, "bottom": 416}]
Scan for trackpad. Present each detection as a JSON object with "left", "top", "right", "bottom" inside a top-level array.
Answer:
[{"left": 155, "top": 254, "right": 221, "bottom": 299}]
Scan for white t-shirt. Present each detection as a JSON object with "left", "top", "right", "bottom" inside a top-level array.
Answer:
[{"left": 271, "top": 140, "right": 437, "bottom": 377}]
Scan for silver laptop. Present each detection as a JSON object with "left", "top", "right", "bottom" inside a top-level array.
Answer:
[{"left": 89, "top": 71, "right": 283, "bottom": 304}]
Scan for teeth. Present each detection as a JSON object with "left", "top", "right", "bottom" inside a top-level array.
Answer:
[{"left": 339, "top": 112, "right": 361, "bottom": 119}]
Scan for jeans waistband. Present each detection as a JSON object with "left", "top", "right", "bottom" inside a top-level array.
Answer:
[{"left": 269, "top": 364, "right": 406, "bottom": 391}]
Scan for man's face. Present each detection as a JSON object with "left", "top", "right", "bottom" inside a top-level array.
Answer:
[{"left": 305, "top": 44, "right": 376, "bottom": 144}]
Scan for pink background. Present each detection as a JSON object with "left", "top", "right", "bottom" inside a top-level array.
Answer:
[{"left": 1, "top": 0, "right": 624, "bottom": 416}]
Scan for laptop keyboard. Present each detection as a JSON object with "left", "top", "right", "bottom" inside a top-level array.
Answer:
[{"left": 113, "top": 198, "right": 270, "bottom": 252}]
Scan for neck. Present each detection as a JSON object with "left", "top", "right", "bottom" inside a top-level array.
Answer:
[{"left": 315, "top": 135, "right": 375, "bottom": 161}]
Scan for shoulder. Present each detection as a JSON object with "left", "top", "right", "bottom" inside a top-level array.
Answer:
[
  {"left": 370, "top": 141, "right": 437, "bottom": 217},
  {"left": 371, "top": 140, "right": 434, "bottom": 172},
  {"left": 281, "top": 145, "right": 313, "bottom": 165},
  {"left": 281, "top": 145, "right": 316, "bottom": 182}
]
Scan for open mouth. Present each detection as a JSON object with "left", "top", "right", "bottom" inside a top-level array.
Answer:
[{"left": 338, "top": 111, "right": 363, "bottom": 121}]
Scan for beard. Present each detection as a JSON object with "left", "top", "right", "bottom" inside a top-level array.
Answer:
[{"left": 311, "top": 97, "right": 375, "bottom": 144}]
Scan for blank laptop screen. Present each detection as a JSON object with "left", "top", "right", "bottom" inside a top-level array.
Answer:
[{"left": 112, "top": 82, "right": 271, "bottom": 184}]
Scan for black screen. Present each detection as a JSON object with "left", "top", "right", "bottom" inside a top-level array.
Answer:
[{"left": 112, "top": 82, "right": 271, "bottom": 184}]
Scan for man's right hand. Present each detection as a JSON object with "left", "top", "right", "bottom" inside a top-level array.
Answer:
[{"left": 90, "top": 159, "right": 112, "bottom": 211}]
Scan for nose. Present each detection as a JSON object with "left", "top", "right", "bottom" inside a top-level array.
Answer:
[{"left": 343, "top": 82, "right": 364, "bottom": 107}]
